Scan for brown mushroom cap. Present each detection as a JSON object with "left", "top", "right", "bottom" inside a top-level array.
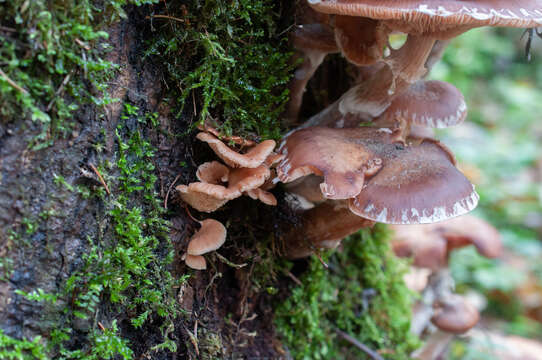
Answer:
[
  {"left": 187, "top": 219, "right": 227, "bottom": 256},
  {"left": 381, "top": 80, "right": 467, "bottom": 128},
  {"left": 308, "top": 1, "right": 542, "bottom": 34},
  {"left": 436, "top": 215, "right": 502, "bottom": 258},
  {"left": 177, "top": 183, "right": 234, "bottom": 213},
  {"left": 349, "top": 139, "right": 478, "bottom": 224},
  {"left": 246, "top": 188, "right": 277, "bottom": 206},
  {"left": 392, "top": 225, "right": 448, "bottom": 270},
  {"left": 228, "top": 166, "right": 271, "bottom": 194},
  {"left": 197, "top": 132, "right": 276, "bottom": 168},
  {"left": 431, "top": 294, "right": 480, "bottom": 334},
  {"left": 292, "top": 23, "right": 338, "bottom": 53},
  {"left": 334, "top": 15, "right": 390, "bottom": 66},
  {"left": 196, "top": 161, "right": 229, "bottom": 184},
  {"left": 184, "top": 254, "right": 207, "bottom": 270},
  {"left": 277, "top": 127, "right": 386, "bottom": 199}
]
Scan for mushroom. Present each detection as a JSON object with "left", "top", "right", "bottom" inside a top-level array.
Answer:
[
  {"left": 333, "top": 15, "right": 390, "bottom": 66},
  {"left": 378, "top": 80, "right": 467, "bottom": 130},
  {"left": 303, "top": 0, "right": 542, "bottom": 128},
  {"left": 183, "top": 218, "right": 227, "bottom": 270},
  {"left": 431, "top": 294, "right": 480, "bottom": 334},
  {"left": 286, "top": 23, "right": 339, "bottom": 124},
  {"left": 196, "top": 132, "right": 275, "bottom": 168},
  {"left": 277, "top": 126, "right": 478, "bottom": 258},
  {"left": 391, "top": 214, "right": 502, "bottom": 270},
  {"left": 183, "top": 254, "right": 207, "bottom": 270},
  {"left": 177, "top": 163, "right": 273, "bottom": 212}
]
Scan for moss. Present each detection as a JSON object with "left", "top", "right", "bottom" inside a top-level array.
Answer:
[
  {"left": 275, "top": 225, "right": 421, "bottom": 360},
  {"left": 144, "top": 0, "right": 294, "bottom": 140},
  {"left": 0, "top": 329, "right": 48, "bottom": 360},
  {"left": 0, "top": 0, "right": 158, "bottom": 148}
]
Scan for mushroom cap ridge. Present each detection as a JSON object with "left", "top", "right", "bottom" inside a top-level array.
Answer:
[
  {"left": 308, "top": 1, "right": 542, "bottom": 31},
  {"left": 350, "top": 139, "right": 479, "bottom": 224}
]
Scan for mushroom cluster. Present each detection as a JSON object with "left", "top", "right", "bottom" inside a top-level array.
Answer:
[
  {"left": 275, "top": 0, "right": 542, "bottom": 258},
  {"left": 177, "top": 125, "right": 282, "bottom": 269},
  {"left": 389, "top": 215, "right": 503, "bottom": 357}
]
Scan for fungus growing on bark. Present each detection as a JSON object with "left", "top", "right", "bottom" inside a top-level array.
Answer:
[
  {"left": 183, "top": 218, "right": 226, "bottom": 270},
  {"left": 304, "top": 0, "right": 542, "bottom": 128},
  {"left": 196, "top": 132, "right": 275, "bottom": 168},
  {"left": 277, "top": 126, "right": 478, "bottom": 257},
  {"left": 177, "top": 131, "right": 280, "bottom": 212}
]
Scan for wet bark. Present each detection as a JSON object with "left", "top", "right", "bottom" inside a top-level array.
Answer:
[{"left": 0, "top": 7, "right": 293, "bottom": 359}]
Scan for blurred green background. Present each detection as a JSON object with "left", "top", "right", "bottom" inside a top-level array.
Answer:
[{"left": 430, "top": 27, "right": 542, "bottom": 358}]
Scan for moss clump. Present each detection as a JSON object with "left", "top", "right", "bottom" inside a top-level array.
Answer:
[
  {"left": 275, "top": 225, "right": 420, "bottom": 360},
  {"left": 144, "top": 0, "right": 293, "bottom": 140},
  {"left": 0, "top": 329, "right": 48, "bottom": 360},
  {"left": 0, "top": 0, "right": 157, "bottom": 148}
]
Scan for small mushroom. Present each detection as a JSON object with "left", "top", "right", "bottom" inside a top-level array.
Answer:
[
  {"left": 378, "top": 80, "right": 467, "bottom": 129},
  {"left": 183, "top": 254, "right": 207, "bottom": 270},
  {"left": 197, "top": 132, "right": 276, "bottom": 168},
  {"left": 187, "top": 218, "right": 227, "bottom": 256},
  {"left": 196, "top": 161, "right": 229, "bottom": 184},
  {"left": 431, "top": 294, "right": 480, "bottom": 334},
  {"left": 391, "top": 214, "right": 502, "bottom": 270}
]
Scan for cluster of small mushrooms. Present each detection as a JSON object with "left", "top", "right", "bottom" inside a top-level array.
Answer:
[{"left": 178, "top": 0, "right": 542, "bottom": 325}]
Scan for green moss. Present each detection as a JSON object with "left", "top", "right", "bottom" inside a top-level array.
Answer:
[
  {"left": 275, "top": 225, "right": 420, "bottom": 360},
  {"left": 0, "top": 329, "right": 48, "bottom": 360},
  {"left": 0, "top": 0, "right": 158, "bottom": 148},
  {"left": 144, "top": 0, "right": 293, "bottom": 140}
]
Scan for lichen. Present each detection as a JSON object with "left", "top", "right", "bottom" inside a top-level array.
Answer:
[{"left": 275, "top": 225, "right": 421, "bottom": 360}]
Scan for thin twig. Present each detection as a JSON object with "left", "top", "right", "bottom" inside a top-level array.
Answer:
[
  {"left": 145, "top": 14, "right": 185, "bottom": 23},
  {"left": 46, "top": 72, "right": 72, "bottom": 111},
  {"left": 88, "top": 163, "right": 110, "bottom": 195},
  {"left": 286, "top": 271, "right": 302, "bottom": 286},
  {"left": 97, "top": 322, "right": 106, "bottom": 331},
  {"left": 74, "top": 38, "right": 91, "bottom": 51},
  {"left": 164, "top": 174, "right": 181, "bottom": 209},
  {"left": 0, "top": 26, "right": 17, "bottom": 33},
  {"left": 314, "top": 251, "right": 329, "bottom": 269},
  {"left": 0, "top": 68, "right": 29, "bottom": 95},
  {"left": 334, "top": 328, "right": 385, "bottom": 360}
]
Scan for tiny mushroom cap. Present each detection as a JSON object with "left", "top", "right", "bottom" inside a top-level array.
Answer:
[
  {"left": 187, "top": 219, "right": 227, "bottom": 256},
  {"left": 431, "top": 294, "right": 480, "bottom": 334},
  {"left": 380, "top": 80, "right": 467, "bottom": 128},
  {"left": 183, "top": 254, "right": 207, "bottom": 270},
  {"left": 227, "top": 166, "right": 271, "bottom": 195},
  {"left": 196, "top": 161, "right": 229, "bottom": 184},
  {"left": 177, "top": 183, "right": 234, "bottom": 213},
  {"left": 197, "top": 132, "right": 276, "bottom": 168},
  {"left": 349, "top": 139, "right": 479, "bottom": 224},
  {"left": 277, "top": 127, "right": 385, "bottom": 199},
  {"left": 307, "top": 1, "right": 542, "bottom": 36},
  {"left": 246, "top": 188, "right": 277, "bottom": 206}
]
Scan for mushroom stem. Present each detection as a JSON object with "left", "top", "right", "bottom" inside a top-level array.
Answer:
[
  {"left": 285, "top": 50, "right": 329, "bottom": 125},
  {"left": 303, "top": 34, "right": 436, "bottom": 129},
  {"left": 282, "top": 202, "right": 374, "bottom": 259}
]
